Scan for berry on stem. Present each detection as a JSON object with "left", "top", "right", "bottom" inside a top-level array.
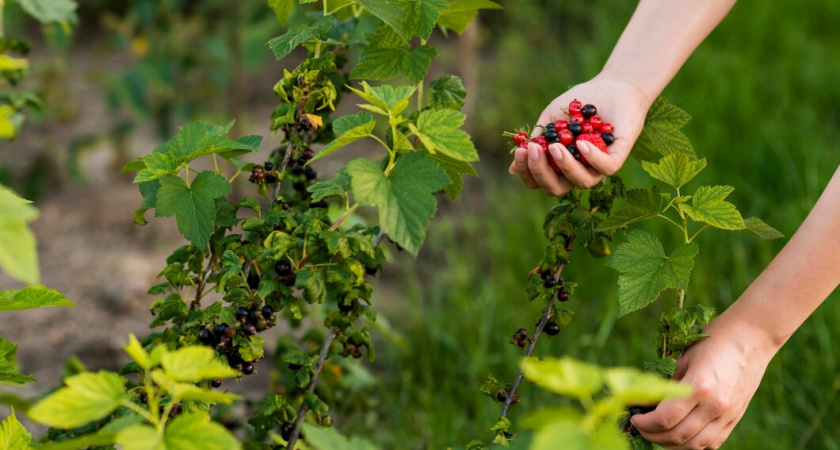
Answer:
[
  {"left": 544, "top": 322, "right": 560, "bottom": 337},
  {"left": 581, "top": 104, "right": 597, "bottom": 118},
  {"left": 569, "top": 100, "right": 583, "bottom": 115}
]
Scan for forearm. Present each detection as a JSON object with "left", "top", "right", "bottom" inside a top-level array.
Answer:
[
  {"left": 597, "top": 0, "right": 738, "bottom": 101},
  {"left": 720, "top": 167, "right": 840, "bottom": 351}
]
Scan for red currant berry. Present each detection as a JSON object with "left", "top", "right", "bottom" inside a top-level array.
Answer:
[
  {"left": 581, "top": 123, "right": 594, "bottom": 134},
  {"left": 559, "top": 129, "right": 574, "bottom": 145},
  {"left": 589, "top": 115, "right": 603, "bottom": 130},
  {"left": 571, "top": 114, "right": 585, "bottom": 124},
  {"left": 533, "top": 136, "right": 548, "bottom": 149},
  {"left": 554, "top": 120, "right": 569, "bottom": 130},
  {"left": 512, "top": 131, "right": 528, "bottom": 146},
  {"left": 601, "top": 123, "right": 614, "bottom": 134},
  {"left": 569, "top": 100, "right": 583, "bottom": 115}
]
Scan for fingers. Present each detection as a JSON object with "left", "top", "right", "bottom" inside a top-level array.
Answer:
[
  {"left": 512, "top": 147, "right": 539, "bottom": 189},
  {"left": 526, "top": 143, "right": 572, "bottom": 196},
  {"left": 548, "top": 144, "right": 604, "bottom": 189},
  {"left": 576, "top": 139, "right": 627, "bottom": 177},
  {"left": 668, "top": 418, "right": 730, "bottom": 450},
  {"left": 640, "top": 407, "right": 719, "bottom": 448},
  {"left": 632, "top": 398, "right": 698, "bottom": 434}
]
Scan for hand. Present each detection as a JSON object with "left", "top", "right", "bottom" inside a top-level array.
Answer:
[
  {"left": 509, "top": 76, "right": 651, "bottom": 195},
  {"left": 631, "top": 314, "right": 779, "bottom": 450}
]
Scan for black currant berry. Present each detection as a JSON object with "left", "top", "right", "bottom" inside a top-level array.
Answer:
[
  {"left": 302, "top": 148, "right": 315, "bottom": 160},
  {"left": 242, "top": 323, "right": 257, "bottom": 336},
  {"left": 544, "top": 129, "right": 558, "bottom": 141},
  {"left": 214, "top": 323, "right": 228, "bottom": 336},
  {"left": 304, "top": 167, "right": 317, "bottom": 180},
  {"left": 558, "top": 290, "right": 569, "bottom": 302},
  {"left": 247, "top": 272, "right": 260, "bottom": 290},
  {"left": 540, "top": 270, "right": 551, "bottom": 280},
  {"left": 365, "top": 265, "right": 378, "bottom": 276},
  {"left": 544, "top": 322, "right": 560, "bottom": 336},
  {"left": 337, "top": 297, "right": 354, "bottom": 313},
  {"left": 601, "top": 133, "right": 616, "bottom": 146},
  {"left": 281, "top": 422, "right": 295, "bottom": 441},
  {"left": 288, "top": 362, "right": 302, "bottom": 371},
  {"left": 275, "top": 260, "right": 293, "bottom": 276},
  {"left": 169, "top": 404, "right": 182, "bottom": 418},
  {"left": 198, "top": 328, "right": 212, "bottom": 343},
  {"left": 236, "top": 307, "right": 250, "bottom": 322},
  {"left": 248, "top": 308, "right": 260, "bottom": 322},
  {"left": 292, "top": 166, "right": 304, "bottom": 175},
  {"left": 261, "top": 305, "right": 274, "bottom": 318},
  {"left": 256, "top": 317, "right": 268, "bottom": 331},
  {"left": 297, "top": 157, "right": 307, "bottom": 167},
  {"left": 569, "top": 122, "right": 582, "bottom": 136},
  {"left": 264, "top": 162, "right": 274, "bottom": 171},
  {"left": 264, "top": 174, "right": 277, "bottom": 184},
  {"left": 544, "top": 278, "right": 557, "bottom": 288},
  {"left": 217, "top": 335, "right": 231, "bottom": 348},
  {"left": 139, "top": 392, "right": 148, "bottom": 404},
  {"left": 581, "top": 104, "right": 597, "bottom": 118},
  {"left": 223, "top": 326, "right": 236, "bottom": 338},
  {"left": 211, "top": 378, "right": 223, "bottom": 388},
  {"left": 242, "top": 363, "right": 255, "bottom": 375},
  {"left": 293, "top": 182, "right": 306, "bottom": 192}
]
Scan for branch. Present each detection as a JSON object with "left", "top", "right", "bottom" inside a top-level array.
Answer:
[{"left": 270, "top": 141, "right": 296, "bottom": 211}]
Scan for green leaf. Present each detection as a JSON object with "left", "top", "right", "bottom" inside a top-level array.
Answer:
[
  {"left": 163, "top": 413, "right": 241, "bottom": 450},
  {"left": 640, "top": 154, "right": 706, "bottom": 189},
  {"left": 430, "top": 75, "right": 466, "bottom": 110},
  {"left": 309, "top": 112, "right": 375, "bottom": 163},
  {"left": 134, "top": 180, "right": 162, "bottom": 225},
  {"left": 355, "top": 0, "right": 407, "bottom": 39},
  {"left": 346, "top": 152, "right": 448, "bottom": 256},
  {"left": 308, "top": 170, "right": 352, "bottom": 202},
  {"left": 349, "top": 82, "right": 416, "bottom": 115},
  {"left": 268, "top": 0, "right": 294, "bottom": 24},
  {"left": 28, "top": 371, "right": 126, "bottom": 429},
  {"left": 268, "top": 17, "right": 333, "bottom": 60},
  {"left": 134, "top": 153, "right": 179, "bottom": 183},
  {"left": 743, "top": 217, "right": 784, "bottom": 240},
  {"left": 520, "top": 357, "right": 602, "bottom": 400},
  {"left": 155, "top": 172, "right": 232, "bottom": 248},
  {"left": 604, "top": 368, "right": 693, "bottom": 405},
  {"left": 0, "top": 285, "right": 74, "bottom": 312},
  {"left": 679, "top": 185, "right": 745, "bottom": 230},
  {"left": 0, "top": 338, "right": 36, "bottom": 384},
  {"left": 153, "top": 122, "right": 261, "bottom": 164},
  {"left": 408, "top": 109, "right": 478, "bottom": 161},
  {"left": 635, "top": 96, "right": 694, "bottom": 160},
  {"left": 437, "top": 0, "right": 502, "bottom": 34},
  {"left": 0, "top": 410, "right": 33, "bottom": 450},
  {"left": 606, "top": 230, "right": 698, "bottom": 316},
  {"left": 595, "top": 188, "right": 669, "bottom": 232},
  {"left": 18, "top": 0, "right": 77, "bottom": 26},
  {"left": 425, "top": 151, "right": 477, "bottom": 200},
  {"left": 124, "top": 334, "right": 151, "bottom": 370},
  {"left": 351, "top": 45, "right": 437, "bottom": 84},
  {"left": 402, "top": 0, "right": 449, "bottom": 39},
  {"left": 115, "top": 424, "right": 159, "bottom": 450},
  {"left": 0, "top": 186, "right": 39, "bottom": 285},
  {"left": 644, "top": 357, "right": 677, "bottom": 378},
  {"left": 238, "top": 336, "right": 266, "bottom": 362},
  {"left": 301, "top": 422, "right": 379, "bottom": 450},
  {"left": 161, "top": 346, "right": 240, "bottom": 382},
  {"left": 150, "top": 371, "right": 239, "bottom": 405}
]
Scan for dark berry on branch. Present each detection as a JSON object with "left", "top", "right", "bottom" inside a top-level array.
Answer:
[
  {"left": 139, "top": 393, "right": 148, "bottom": 404},
  {"left": 303, "top": 148, "right": 315, "bottom": 160},
  {"left": 540, "top": 270, "right": 551, "bottom": 280},
  {"left": 198, "top": 328, "right": 212, "bottom": 343},
  {"left": 544, "top": 322, "right": 560, "bottom": 336},
  {"left": 337, "top": 297, "right": 354, "bottom": 313},
  {"left": 304, "top": 167, "right": 317, "bottom": 180},
  {"left": 275, "top": 260, "right": 293, "bottom": 276},
  {"left": 223, "top": 326, "right": 236, "bottom": 338},
  {"left": 243, "top": 322, "right": 257, "bottom": 336},
  {"left": 581, "top": 104, "right": 597, "bottom": 118},
  {"left": 544, "top": 278, "right": 557, "bottom": 288},
  {"left": 211, "top": 379, "right": 223, "bottom": 388},
  {"left": 236, "top": 307, "right": 249, "bottom": 322},
  {"left": 496, "top": 392, "right": 507, "bottom": 403},
  {"left": 558, "top": 291, "right": 570, "bottom": 302},
  {"left": 569, "top": 122, "right": 582, "bottom": 136},
  {"left": 351, "top": 347, "right": 363, "bottom": 359},
  {"left": 242, "top": 363, "right": 255, "bottom": 375},
  {"left": 281, "top": 422, "right": 295, "bottom": 441},
  {"left": 264, "top": 174, "right": 277, "bottom": 184},
  {"left": 248, "top": 174, "right": 256, "bottom": 183},
  {"left": 247, "top": 272, "right": 260, "bottom": 290},
  {"left": 256, "top": 317, "right": 268, "bottom": 330},
  {"left": 252, "top": 166, "right": 263, "bottom": 175},
  {"left": 217, "top": 336, "right": 231, "bottom": 348},
  {"left": 601, "top": 133, "right": 616, "bottom": 146},
  {"left": 297, "top": 157, "right": 307, "bottom": 166},
  {"left": 214, "top": 323, "right": 228, "bottom": 336},
  {"left": 288, "top": 363, "right": 302, "bottom": 371},
  {"left": 264, "top": 162, "right": 274, "bottom": 171},
  {"left": 169, "top": 404, "right": 182, "bottom": 418},
  {"left": 283, "top": 203, "right": 292, "bottom": 212},
  {"left": 544, "top": 129, "right": 558, "bottom": 141},
  {"left": 503, "top": 432, "right": 513, "bottom": 439},
  {"left": 248, "top": 308, "right": 260, "bottom": 322},
  {"left": 365, "top": 265, "right": 378, "bottom": 276},
  {"left": 293, "top": 182, "right": 306, "bottom": 192},
  {"left": 261, "top": 305, "right": 274, "bottom": 318}
]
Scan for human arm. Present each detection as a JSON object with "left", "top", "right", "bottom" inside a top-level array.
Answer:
[
  {"left": 632, "top": 166, "right": 840, "bottom": 449},
  {"left": 511, "top": 0, "right": 739, "bottom": 194}
]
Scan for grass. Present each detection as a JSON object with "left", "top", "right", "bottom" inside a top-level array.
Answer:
[{"left": 357, "top": 0, "right": 840, "bottom": 448}]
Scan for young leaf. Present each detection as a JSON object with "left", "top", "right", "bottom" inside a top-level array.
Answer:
[
  {"left": 134, "top": 153, "right": 179, "bottom": 183},
  {"left": 124, "top": 334, "right": 151, "bottom": 370},
  {"left": 0, "top": 285, "right": 74, "bottom": 312},
  {"left": 520, "top": 357, "right": 603, "bottom": 400},
  {"left": 678, "top": 185, "right": 745, "bottom": 230},
  {"left": 308, "top": 112, "right": 375, "bottom": 163},
  {"left": 349, "top": 82, "right": 416, "bottom": 114},
  {"left": 0, "top": 410, "right": 33, "bottom": 450},
  {"left": 301, "top": 422, "right": 379, "bottom": 450},
  {"left": 308, "top": 170, "right": 352, "bottom": 202},
  {"left": 268, "top": 0, "right": 294, "bottom": 24},
  {"left": 437, "top": 0, "right": 503, "bottom": 34},
  {"left": 28, "top": 371, "right": 126, "bottom": 429},
  {"left": 640, "top": 154, "right": 706, "bottom": 189},
  {"left": 403, "top": 0, "right": 449, "bottom": 40},
  {"left": 17, "top": 0, "right": 78, "bottom": 26},
  {"left": 355, "top": 0, "right": 407, "bottom": 39},
  {"left": 743, "top": 217, "right": 784, "bottom": 240},
  {"left": 408, "top": 109, "right": 478, "bottom": 161},
  {"left": 0, "top": 186, "right": 39, "bottom": 285},
  {"left": 115, "top": 424, "right": 159, "bottom": 450},
  {"left": 268, "top": 17, "right": 333, "bottom": 60},
  {"left": 430, "top": 75, "right": 467, "bottom": 111},
  {"left": 346, "top": 152, "right": 449, "bottom": 256},
  {"left": 603, "top": 367, "right": 693, "bottom": 405},
  {"left": 425, "top": 151, "right": 478, "bottom": 200},
  {"left": 350, "top": 45, "right": 438, "bottom": 84},
  {"left": 160, "top": 346, "right": 240, "bottom": 382},
  {"left": 606, "top": 230, "right": 698, "bottom": 316},
  {"left": 155, "top": 172, "right": 232, "bottom": 248},
  {"left": 596, "top": 187, "right": 669, "bottom": 232},
  {"left": 0, "top": 338, "right": 36, "bottom": 384},
  {"left": 635, "top": 97, "right": 694, "bottom": 160},
  {"left": 644, "top": 357, "right": 677, "bottom": 378}
]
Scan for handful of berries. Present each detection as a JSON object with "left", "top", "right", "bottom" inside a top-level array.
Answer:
[{"left": 507, "top": 100, "right": 616, "bottom": 173}]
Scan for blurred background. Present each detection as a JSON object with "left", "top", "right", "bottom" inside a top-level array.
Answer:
[{"left": 1, "top": 1, "right": 839, "bottom": 449}]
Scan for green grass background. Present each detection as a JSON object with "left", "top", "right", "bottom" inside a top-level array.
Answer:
[{"left": 361, "top": 1, "right": 840, "bottom": 449}]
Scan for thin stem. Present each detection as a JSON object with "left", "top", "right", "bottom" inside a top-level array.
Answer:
[
  {"left": 121, "top": 399, "right": 157, "bottom": 425},
  {"left": 329, "top": 204, "right": 359, "bottom": 231},
  {"left": 656, "top": 214, "right": 684, "bottom": 232},
  {"left": 213, "top": 154, "right": 219, "bottom": 173},
  {"left": 184, "top": 165, "right": 191, "bottom": 186},
  {"left": 369, "top": 134, "right": 392, "bottom": 153},
  {"left": 270, "top": 142, "right": 295, "bottom": 211},
  {"left": 678, "top": 289, "right": 685, "bottom": 309},
  {"left": 373, "top": 231, "right": 386, "bottom": 247},
  {"left": 314, "top": 40, "right": 322, "bottom": 59},
  {"left": 323, "top": 0, "right": 328, "bottom": 15},
  {"left": 688, "top": 224, "right": 711, "bottom": 243},
  {"left": 285, "top": 327, "right": 338, "bottom": 449},
  {"left": 0, "top": 0, "right": 5, "bottom": 38},
  {"left": 416, "top": 39, "right": 427, "bottom": 110}
]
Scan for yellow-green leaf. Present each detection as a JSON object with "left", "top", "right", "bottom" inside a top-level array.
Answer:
[
  {"left": 28, "top": 371, "right": 126, "bottom": 429},
  {"left": 641, "top": 154, "right": 706, "bottom": 189},
  {"left": 678, "top": 185, "right": 745, "bottom": 230},
  {"left": 520, "top": 357, "right": 602, "bottom": 400},
  {"left": 161, "top": 346, "right": 240, "bottom": 382},
  {"left": 604, "top": 367, "right": 693, "bottom": 405}
]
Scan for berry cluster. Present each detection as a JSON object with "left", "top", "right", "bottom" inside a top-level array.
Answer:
[
  {"left": 508, "top": 100, "right": 616, "bottom": 172},
  {"left": 249, "top": 161, "right": 278, "bottom": 184},
  {"left": 197, "top": 303, "right": 277, "bottom": 378},
  {"left": 622, "top": 405, "right": 656, "bottom": 437},
  {"left": 289, "top": 149, "right": 317, "bottom": 194}
]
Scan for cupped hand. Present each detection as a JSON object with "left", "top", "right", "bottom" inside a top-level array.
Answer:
[
  {"left": 631, "top": 315, "right": 780, "bottom": 450},
  {"left": 509, "top": 76, "right": 651, "bottom": 195}
]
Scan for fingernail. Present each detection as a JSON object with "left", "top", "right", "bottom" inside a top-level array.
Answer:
[
  {"left": 528, "top": 147, "right": 539, "bottom": 162},
  {"left": 515, "top": 148, "right": 525, "bottom": 164},
  {"left": 548, "top": 144, "right": 563, "bottom": 160},
  {"left": 578, "top": 141, "right": 590, "bottom": 154}
]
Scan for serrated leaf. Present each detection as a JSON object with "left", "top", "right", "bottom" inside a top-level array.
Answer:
[
  {"left": 238, "top": 336, "right": 266, "bottom": 362},
  {"left": 0, "top": 410, "right": 33, "bottom": 450},
  {"left": 606, "top": 230, "right": 698, "bottom": 316},
  {"left": 743, "top": 217, "right": 784, "bottom": 240},
  {"left": 268, "top": 16, "right": 333, "bottom": 60},
  {"left": 346, "top": 152, "right": 448, "bottom": 256},
  {"left": 425, "top": 151, "right": 477, "bottom": 200},
  {"left": 437, "top": 0, "right": 502, "bottom": 34},
  {"left": 641, "top": 154, "right": 706, "bottom": 189},
  {"left": 0, "top": 338, "right": 36, "bottom": 384},
  {"left": 402, "top": 0, "right": 449, "bottom": 39},
  {"left": 644, "top": 357, "right": 677, "bottom": 378},
  {"left": 520, "top": 357, "right": 602, "bottom": 400},
  {"left": 309, "top": 112, "right": 375, "bottom": 163},
  {"left": 349, "top": 82, "right": 416, "bottom": 114},
  {"left": 409, "top": 109, "right": 477, "bottom": 161},
  {"left": 124, "top": 334, "right": 151, "bottom": 370},
  {"left": 150, "top": 371, "right": 239, "bottom": 405},
  {"left": 115, "top": 424, "right": 159, "bottom": 450},
  {"left": 301, "top": 422, "right": 378, "bottom": 450},
  {"left": 18, "top": 0, "right": 77, "bottom": 26},
  {"left": 351, "top": 45, "right": 437, "bottom": 84},
  {"left": 28, "top": 371, "right": 126, "bottom": 429},
  {"left": 679, "top": 185, "right": 745, "bottom": 230},
  {"left": 635, "top": 96, "right": 695, "bottom": 160},
  {"left": 430, "top": 74, "right": 466, "bottom": 110},
  {"left": 0, "top": 285, "right": 74, "bottom": 312},
  {"left": 367, "top": 22, "right": 407, "bottom": 49},
  {"left": 164, "top": 414, "right": 241, "bottom": 450},
  {"left": 155, "top": 172, "right": 232, "bottom": 248},
  {"left": 0, "top": 186, "right": 39, "bottom": 285},
  {"left": 308, "top": 170, "right": 352, "bottom": 202},
  {"left": 161, "top": 346, "right": 240, "bottom": 382},
  {"left": 604, "top": 368, "right": 693, "bottom": 405},
  {"left": 267, "top": 0, "right": 294, "bottom": 24},
  {"left": 356, "top": 0, "right": 407, "bottom": 39},
  {"left": 134, "top": 153, "right": 178, "bottom": 183},
  {"left": 154, "top": 122, "right": 260, "bottom": 164},
  {"left": 596, "top": 187, "right": 668, "bottom": 232}
]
